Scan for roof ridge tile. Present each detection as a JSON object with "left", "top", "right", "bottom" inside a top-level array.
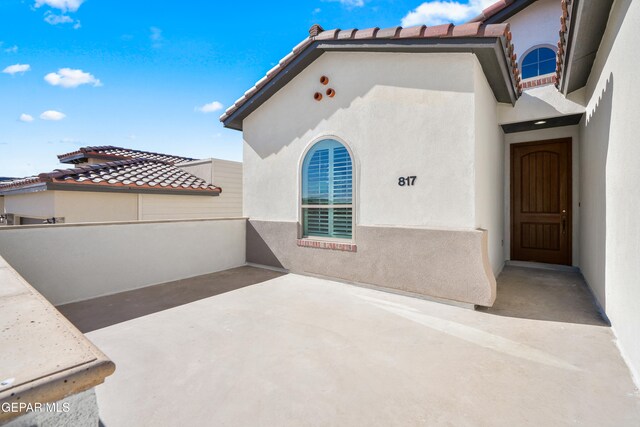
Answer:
[{"left": 375, "top": 26, "right": 401, "bottom": 39}]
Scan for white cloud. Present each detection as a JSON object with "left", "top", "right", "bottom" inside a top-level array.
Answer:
[
  {"left": 34, "top": 0, "right": 84, "bottom": 13},
  {"left": 58, "top": 137, "right": 79, "bottom": 144},
  {"left": 4, "top": 45, "right": 18, "bottom": 53},
  {"left": 44, "top": 12, "right": 73, "bottom": 24},
  {"left": 19, "top": 114, "right": 34, "bottom": 122},
  {"left": 2, "top": 64, "right": 30, "bottom": 75},
  {"left": 40, "top": 110, "right": 66, "bottom": 121},
  {"left": 325, "top": 0, "right": 364, "bottom": 7},
  {"left": 150, "top": 27, "right": 163, "bottom": 48},
  {"left": 44, "top": 68, "right": 102, "bottom": 88},
  {"left": 340, "top": 0, "right": 364, "bottom": 7},
  {"left": 401, "top": 0, "right": 496, "bottom": 27},
  {"left": 43, "top": 11, "right": 80, "bottom": 28},
  {"left": 196, "top": 101, "right": 224, "bottom": 113}
]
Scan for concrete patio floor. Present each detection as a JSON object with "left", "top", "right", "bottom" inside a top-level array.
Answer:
[
  {"left": 58, "top": 266, "right": 285, "bottom": 333},
  {"left": 83, "top": 266, "right": 640, "bottom": 426}
]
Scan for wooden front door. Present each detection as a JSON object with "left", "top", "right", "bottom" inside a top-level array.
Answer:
[{"left": 511, "top": 138, "right": 572, "bottom": 265}]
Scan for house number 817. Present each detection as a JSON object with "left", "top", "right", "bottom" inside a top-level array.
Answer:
[{"left": 398, "top": 176, "right": 416, "bottom": 186}]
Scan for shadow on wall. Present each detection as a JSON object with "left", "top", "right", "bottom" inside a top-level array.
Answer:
[
  {"left": 246, "top": 221, "right": 284, "bottom": 269},
  {"left": 244, "top": 53, "right": 476, "bottom": 159},
  {"left": 509, "top": 88, "right": 566, "bottom": 116},
  {"left": 584, "top": 0, "right": 631, "bottom": 103},
  {"left": 580, "top": 73, "right": 613, "bottom": 309}
]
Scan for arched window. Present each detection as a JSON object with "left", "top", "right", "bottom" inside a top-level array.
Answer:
[
  {"left": 301, "top": 139, "right": 353, "bottom": 239},
  {"left": 521, "top": 47, "right": 556, "bottom": 79}
]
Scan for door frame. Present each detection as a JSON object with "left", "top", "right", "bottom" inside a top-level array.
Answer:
[{"left": 510, "top": 137, "right": 573, "bottom": 265}]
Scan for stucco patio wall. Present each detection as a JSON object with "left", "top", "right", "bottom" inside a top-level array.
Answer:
[
  {"left": 578, "top": 0, "right": 640, "bottom": 383},
  {"left": 0, "top": 218, "right": 246, "bottom": 305},
  {"left": 247, "top": 221, "right": 496, "bottom": 307}
]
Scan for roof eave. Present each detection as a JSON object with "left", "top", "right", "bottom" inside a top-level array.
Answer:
[
  {"left": 0, "top": 183, "right": 47, "bottom": 196},
  {"left": 473, "top": 0, "right": 538, "bottom": 24},
  {"left": 45, "top": 183, "right": 221, "bottom": 196},
  {"left": 222, "top": 37, "right": 519, "bottom": 131},
  {"left": 557, "top": 0, "right": 614, "bottom": 95},
  {"left": 57, "top": 153, "right": 87, "bottom": 164},
  {"left": 222, "top": 41, "right": 323, "bottom": 131},
  {"left": 0, "top": 183, "right": 220, "bottom": 197}
]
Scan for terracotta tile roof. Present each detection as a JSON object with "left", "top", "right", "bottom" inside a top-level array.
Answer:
[
  {"left": 468, "top": 0, "right": 516, "bottom": 23},
  {"left": 57, "top": 146, "right": 197, "bottom": 165},
  {"left": 220, "top": 22, "right": 521, "bottom": 126},
  {"left": 555, "top": 0, "right": 572, "bottom": 89},
  {"left": 0, "top": 159, "right": 221, "bottom": 195}
]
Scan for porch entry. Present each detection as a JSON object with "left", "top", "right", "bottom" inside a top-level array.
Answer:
[{"left": 511, "top": 138, "right": 572, "bottom": 265}]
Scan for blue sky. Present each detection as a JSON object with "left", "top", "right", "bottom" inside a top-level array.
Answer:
[{"left": 0, "top": 0, "right": 494, "bottom": 177}]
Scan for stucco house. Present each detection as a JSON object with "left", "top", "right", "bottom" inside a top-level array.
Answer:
[
  {"left": 0, "top": 177, "right": 16, "bottom": 225},
  {"left": 0, "top": 146, "right": 242, "bottom": 224},
  {"left": 220, "top": 0, "right": 640, "bottom": 378}
]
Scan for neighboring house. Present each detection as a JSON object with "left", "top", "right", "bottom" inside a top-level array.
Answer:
[
  {"left": 0, "top": 146, "right": 242, "bottom": 224},
  {"left": 221, "top": 0, "right": 640, "bottom": 375},
  {"left": 0, "top": 176, "right": 17, "bottom": 225},
  {"left": 0, "top": 177, "right": 17, "bottom": 225}
]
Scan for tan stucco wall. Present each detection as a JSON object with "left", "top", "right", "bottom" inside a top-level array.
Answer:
[
  {"left": 241, "top": 51, "right": 499, "bottom": 305},
  {"left": 139, "top": 194, "right": 221, "bottom": 220},
  {"left": 244, "top": 51, "right": 478, "bottom": 228},
  {"left": 178, "top": 161, "right": 214, "bottom": 183},
  {"left": 0, "top": 218, "right": 246, "bottom": 305},
  {"left": 4, "top": 188, "right": 240, "bottom": 224},
  {"left": 55, "top": 191, "right": 138, "bottom": 223},
  {"left": 4, "top": 191, "right": 56, "bottom": 220},
  {"left": 211, "top": 159, "right": 243, "bottom": 217},
  {"left": 578, "top": 0, "right": 640, "bottom": 382},
  {"left": 248, "top": 220, "right": 496, "bottom": 307},
  {"left": 474, "top": 60, "right": 505, "bottom": 275},
  {"left": 159, "top": 158, "right": 243, "bottom": 219},
  {"left": 497, "top": 85, "right": 585, "bottom": 125}
]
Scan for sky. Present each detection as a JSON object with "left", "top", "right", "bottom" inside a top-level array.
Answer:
[{"left": 0, "top": 0, "right": 495, "bottom": 177}]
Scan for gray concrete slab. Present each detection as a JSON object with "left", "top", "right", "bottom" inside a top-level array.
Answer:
[
  {"left": 57, "top": 266, "right": 284, "bottom": 333},
  {"left": 477, "top": 265, "right": 608, "bottom": 326},
  {"left": 86, "top": 267, "right": 640, "bottom": 426}
]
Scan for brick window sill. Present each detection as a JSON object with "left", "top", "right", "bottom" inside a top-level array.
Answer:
[
  {"left": 521, "top": 74, "right": 557, "bottom": 90},
  {"left": 296, "top": 239, "right": 357, "bottom": 252}
]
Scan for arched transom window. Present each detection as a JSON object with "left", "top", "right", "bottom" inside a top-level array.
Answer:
[
  {"left": 521, "top": 47, "right": 556, "bottom": 79},
  {"left": 301, "top": 139, "right": 353, "bottom": 239}
]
